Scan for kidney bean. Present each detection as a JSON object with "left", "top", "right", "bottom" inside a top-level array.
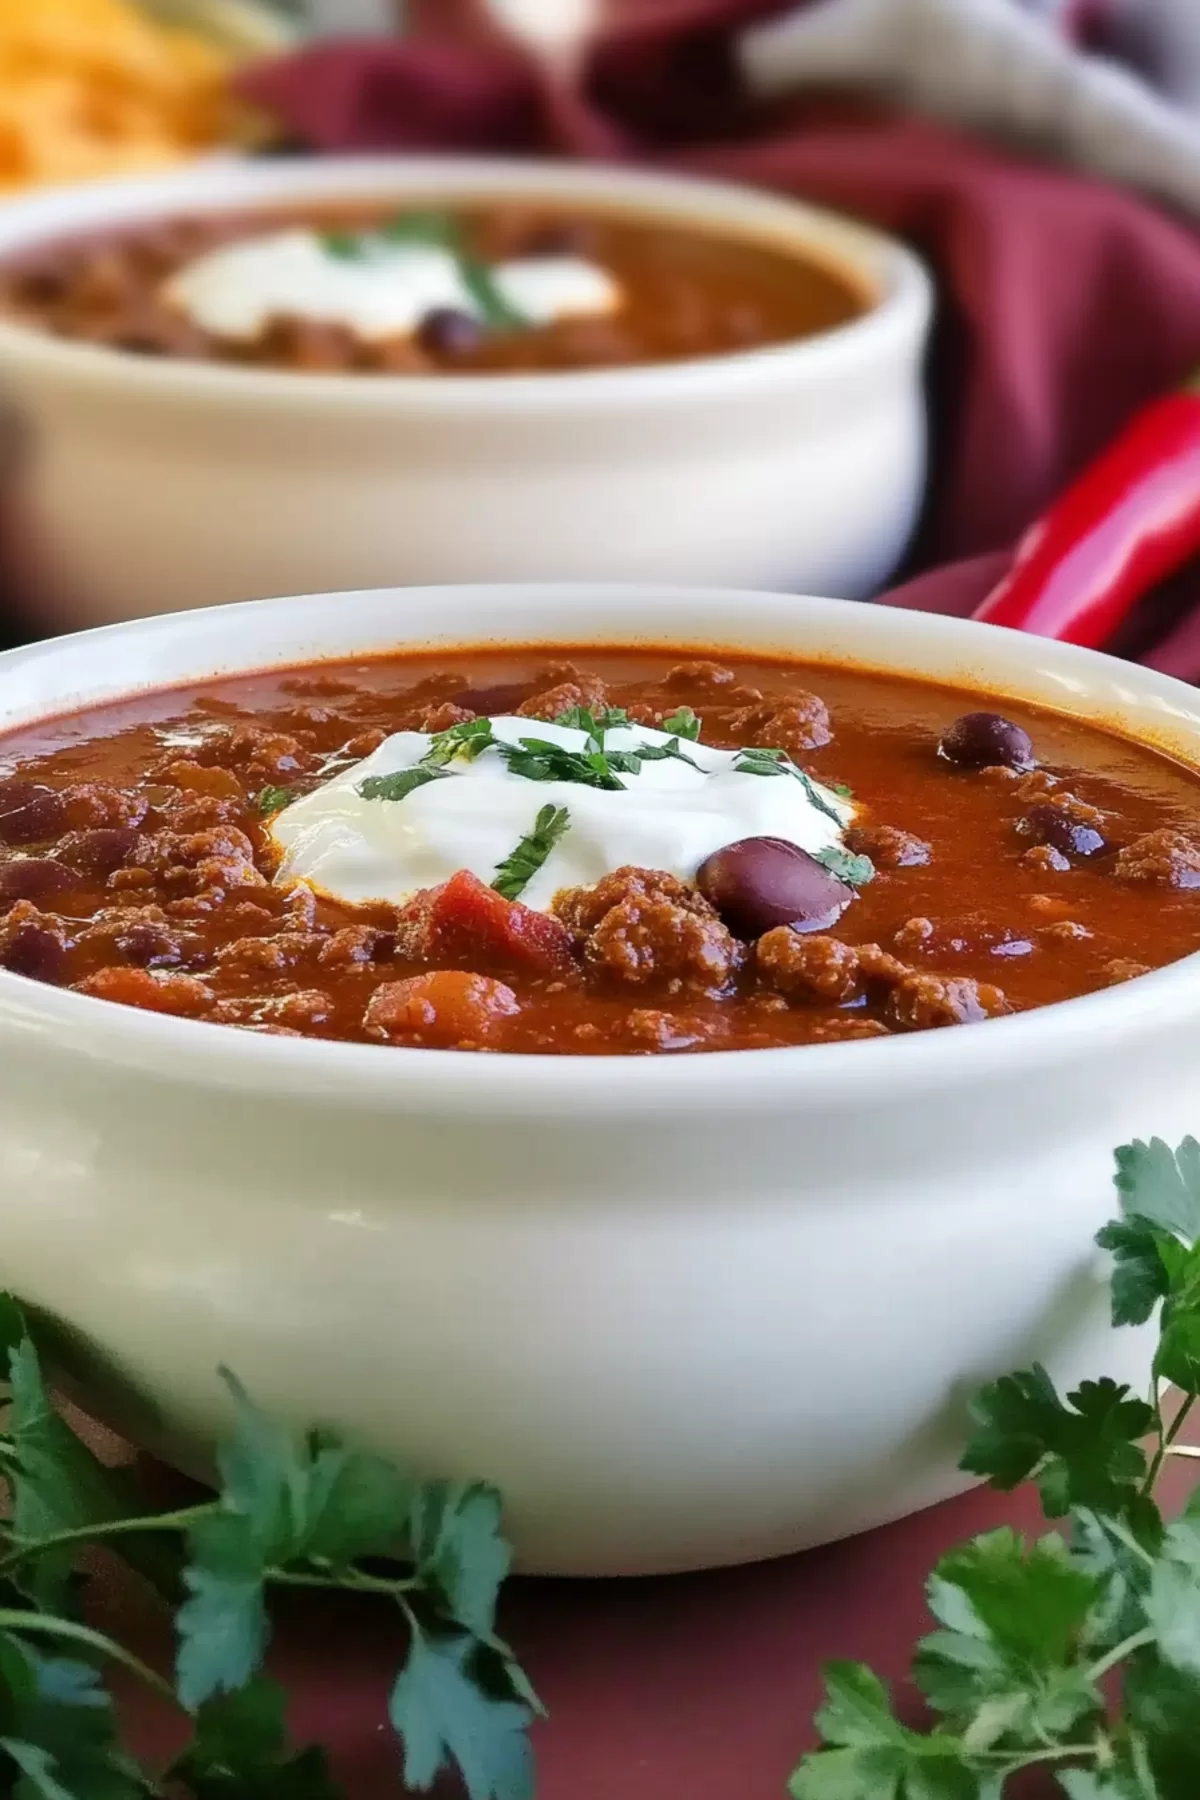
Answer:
[
  {"left": 939, "top": 713, "right": 1035, "bottom": 772},
  {"left": 696, "top": 837, "right": 854, "bottom": 938},
  {"left": 0, "top": 919, "right": 67, "bottom": 982},
  {"left": 0, "top": 859, "right": 76, "bottom": 903},
  {"left": 0, "top": 780, "right": 66, "bottom": 846},
  {"left": 417, "top": 308, "right": 485, "bottom": 356}
]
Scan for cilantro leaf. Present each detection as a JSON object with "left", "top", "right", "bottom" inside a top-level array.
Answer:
[
  {"left": 913, "top": 1531, "right": 1101, "bottom": 1747},
  {"left": 297, "top": 1438, "right": 414, "bottom": 1569},
  {"left": 178, "top": 1377, "right": 416, "bottom": 1709},
  {"left": 6, "top": 1333, "right": 172, "bottom": 1609},
  {"left": 168, "top": 1677, "right": 343, "bottom": 1799},
  {"left": 813, "top": 845, "right": 875, "bottom": 888},
  {"left": 389, "top": 1631, "right": 535, "bottom": 1800},
  {"left": 788, "top": 1663, "right": 987, "bottom": 1800},
  {"left": 256, "top": 787, "right": 294, "bottom": 816},
  {"left": 491, "top": 805, "right": 571, "bottom": 903},
  {"left": 551, "top": 706, "right": 629, "bottom": 735},
  {"left": 0, "top": 1639, "right": 146, "bottom": 1800},
  {"left": 731, "top": 748, "right": 845, "bottom": 825},
  {"left": 358, "top": 767, "right": 450, "bottom": 804},
  {"left": 1096, "top": 1140, "right": 1200, "bottom": 1330},
  {"left": 424, "top": 718, "right": 496, "bottom": 768},
  {"left": 959, "top": 1366, "right": 1153, "bottom": 1520},
  {"left": 1114, "top": 1138, "right": 1200, "bottom": 1242},
  {"left": 1070, "top": 1508, "right": 1158, "bottom": 1653},
  {"left": 660, "top": 707, "right": 701, "bottom": 740},
  {"left": 1122, "top": 1651, "right": 1200, "bottom": 1795},
  {"left": 497, "top": 736, "right": 626, "bottom": 791},
  {"left": 408, "top": 1483, "right": 512, "bottom": 1641},
  {"left": 1145, "top": 1514, "right": 1200, "bottom": 1679},
  {"left": 176, "top": 1512, "right": 270, "bottom": 1712}
]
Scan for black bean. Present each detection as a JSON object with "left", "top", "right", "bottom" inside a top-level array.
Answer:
[
  {"left": 0, "top": 858, "right": 76, "bottom": 903},
  {"left": 939, "top": 712, "right": 1035, "bottom": 772},
  {"left": 416, "top": 307, "right": 485, "bottom": 356},
  {"left": 1022, "top": 804, "right": 1109, "bottom": 860},
  {"left": 696, "top": 837, "right": 854, "bottom": 939},
  {"left": 0, "top": 780, "right": 66, "bottom": 846},
  {"left": 59, "top": 827, "right": 140, "bottom": 877},
  {"left": 456, "top": 682, "right": 531, "bottom": 717}
]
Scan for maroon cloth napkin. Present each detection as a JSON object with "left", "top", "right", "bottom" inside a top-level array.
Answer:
[{"left": 240, "top": 15, "right": 1200, "bottom": 679}]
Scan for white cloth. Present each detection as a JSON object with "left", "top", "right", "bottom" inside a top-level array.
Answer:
[{"left": 739, "top": 0, "right": 1200, "bottom": 219}]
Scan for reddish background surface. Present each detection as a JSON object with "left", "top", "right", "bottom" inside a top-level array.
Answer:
[{"left": 95, "top": 1465, "right": 1130, "bottom": 1797}]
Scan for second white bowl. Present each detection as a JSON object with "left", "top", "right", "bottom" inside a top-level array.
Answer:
[{"left": 0, "top": 157, "right": 931, "bottom": 627}]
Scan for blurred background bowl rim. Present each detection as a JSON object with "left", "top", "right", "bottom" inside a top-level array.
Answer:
[{"left": 0, "top": 153, "right": 932, "bottom": 413}]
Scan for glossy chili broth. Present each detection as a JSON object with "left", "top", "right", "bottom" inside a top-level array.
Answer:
[
  {"left": 0, "top": 202, "right": 866, "bottom": 374},
  {"left": 0, "top": 648, "right": 1198, "bottom": 1056}
]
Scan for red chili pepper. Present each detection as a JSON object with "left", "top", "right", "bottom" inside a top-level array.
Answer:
[{"left": 971, "top": 373, "right": 1200, "bottom": 649}]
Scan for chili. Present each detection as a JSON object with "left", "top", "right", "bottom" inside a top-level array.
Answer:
[
  {"left": 972, "top": 372, "right": 1200, "bottom": 649},
  {"left": 0, "top": 648, "right": 1198, "bottom": 1055}
]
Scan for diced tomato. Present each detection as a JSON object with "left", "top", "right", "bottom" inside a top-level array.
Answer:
[{"left": 396, "top": 870, "right": 575, "bottom": 976}]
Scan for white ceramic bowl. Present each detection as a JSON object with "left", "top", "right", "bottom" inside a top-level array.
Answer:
[
  {"left": 0, "top": 157, "right": 931, "bottom": 628},
  {"left": 0, "top": 583, "right": 1183, "bottom": 1576}
]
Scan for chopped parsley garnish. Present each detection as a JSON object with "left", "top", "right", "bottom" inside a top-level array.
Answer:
[
  {"left": 318, "top": 209, "right": 530, "bottom": 331},
  {"left": 357, "top": 766, "right": 450, "bottom": 803},
  {"left": 553, "top": 705, "right": 630, "bottom": 733},
  {"left": 423, "top": 716, "right": 496, "bottom": 767},
  {"left": 497, "top": 735, "right": 627, "bottom": 791},
  {"left": 731, "top": 746, "right": 846, "bottom": 826},
  {"left": 534, "top": 707, "right": 701, "bottom": 785},
  {"left": 661, "top": 706, "right": 702, "bottom": 740},
  {"left": 813, "top": 845, "right": 875, "bottom": 887},
  {"left": 256, "top": 785, "right": 295, "bottom": 815},
  {"left": 492, "top": 804, "right": 571, "bottom": 900}
]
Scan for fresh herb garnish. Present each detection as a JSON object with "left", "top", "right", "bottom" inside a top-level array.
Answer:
[
  {"left": 831, "top": 782, "right": 855, "bottom": 800},
  {"left": 320, "top": 208, "right": 456, "bottom": 263},
  {"left": 424, "top": 716, "right": 497, "bottom": 767},
  {"left": 492, "top": 804, "right": 571, "bottom": 901},
  {"left": 518, "top": 708, "right": 701, "bottom": 787},
  {"left": 0, "top": 1296, "right": 540, "bottom": 1798},
  {"left": 812, "top": 845, "right": 875, "bottom": 887},
  {"left": 498, "top": 735, "right": 628, "bottom": 792},
  {"left": 731, "top": 747, "right": 846, "bottom": 826},
  {"left": 256, "top": 785, "right": 295, "bottom": 815},
  {"left": 661, "top": 707, "right": 702, "bottom": 741},
  {"left": 790, "top": 1134, "right": 1200, "bottom": 1800},
  {"left": 358, "top": 766, "right": 451, "bottom": 803},
  {"left": 456, "top": 246, "right": 528, "bottom": 332},
  {"left": 318, "top": 209, "right": 530, "bottom": 332}
]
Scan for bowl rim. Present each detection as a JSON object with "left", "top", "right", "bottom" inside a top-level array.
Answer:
[
  {"left": 0, "top": 153, "right": 932, "bottom": 415},
  {"left": 0, "top": 580, "right": 1197, "bottom": 1117}
]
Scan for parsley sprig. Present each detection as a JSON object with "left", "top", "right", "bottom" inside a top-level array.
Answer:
[
  {"left": 358, "top": 710, "right": 702, "bottom": 803},
  {"left": 320, "top": 210, "right": 528, "bottom": 332},
  {"left": 791, "top": 1134, "right": 1200, "bottom": 1800},
  {"left": 492, "top": 805, "right": 571, "bottom": 901},
  {"left": 732, "top": 746, "right": 847, "bottom": 828},
  {"left": 0, "top": 1296, "right": 539, "bottom": 1798}
]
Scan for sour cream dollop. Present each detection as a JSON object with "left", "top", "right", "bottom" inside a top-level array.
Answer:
[
  {"left": 268, "top": 716, "right": 854, "bottom": 913},
  {"left": 164, "top": 230, "right": 620, "bottom": 343}
]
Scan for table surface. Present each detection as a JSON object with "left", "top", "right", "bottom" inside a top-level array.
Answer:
[{"left": 96, "top": 1470, "right": 1068, "bottom": 1799}]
